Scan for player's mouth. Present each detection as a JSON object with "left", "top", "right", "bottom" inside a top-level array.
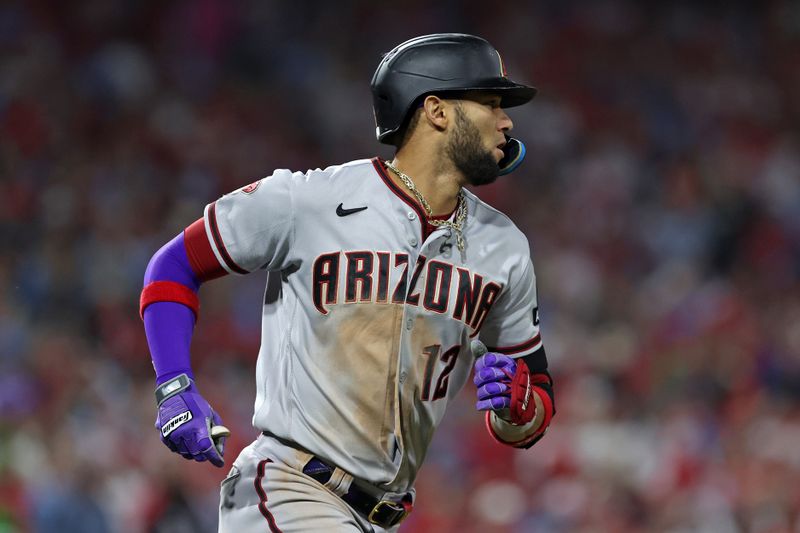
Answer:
[{"left": 494, "top": 140, "right": 507, "bottom": 161}]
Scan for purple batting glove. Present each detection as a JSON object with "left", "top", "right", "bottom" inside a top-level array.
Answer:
[
  {"left": 155, "top": 374, "right": 226, "bottom": 467},
  {"left": 473, "top": 352, "right": 517, "bottom": 411}
]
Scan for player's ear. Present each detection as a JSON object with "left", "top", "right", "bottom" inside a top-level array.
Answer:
[{"left": 421, "top": 95, "right": 448, "bottom": 132}]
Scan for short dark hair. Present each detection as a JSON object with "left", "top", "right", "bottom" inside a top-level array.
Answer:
[{"left": 393, "top": 104, "right": 423, "bottom": 151}]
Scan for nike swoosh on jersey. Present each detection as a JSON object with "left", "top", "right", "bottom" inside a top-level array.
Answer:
[{"left": 336, "top": 203, "right": 368, "bottom": 216}]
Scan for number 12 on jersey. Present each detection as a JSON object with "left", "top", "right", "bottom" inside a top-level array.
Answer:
[{"left": 420, "top": 344, "right": 461, "bottom": 401}]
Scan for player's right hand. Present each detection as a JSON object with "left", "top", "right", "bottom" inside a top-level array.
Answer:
[{"left": 154, "top": 373, "right": 228, "bottom": 467}]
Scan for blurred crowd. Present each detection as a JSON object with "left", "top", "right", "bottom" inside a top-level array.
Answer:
[{"left": 2, "top": 0, "right": 800, "bottom": 531}]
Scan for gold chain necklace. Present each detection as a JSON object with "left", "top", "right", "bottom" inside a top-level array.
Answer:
[{"left": 384, "top": 160, "right": 467, "bottom": 252}]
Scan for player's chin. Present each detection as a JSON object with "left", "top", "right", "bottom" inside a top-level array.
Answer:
[
  {"left": 456, "top": 147, "right": 502, "bottom": 187},
  {"left": 466, "top": 157, "right": 501, "bottom": 186},
  {"left": 467, "top": 171, "right": 499, "bottom": 187}
]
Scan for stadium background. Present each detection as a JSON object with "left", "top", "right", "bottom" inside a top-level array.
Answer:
[{"left": 2, "top": 0, "right": 800, "bottom": 531}]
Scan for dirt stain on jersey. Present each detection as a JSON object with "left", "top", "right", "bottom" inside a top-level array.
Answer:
[
  {"left": 320, "top": 305, "right": 454, "bottom": 478},
  {"left": 327, "top": 304, "right": 405, "bottom": 451}
]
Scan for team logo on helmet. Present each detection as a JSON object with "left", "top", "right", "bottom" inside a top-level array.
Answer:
[{"left": 497, "top": 51, "right": 508, "bottom": 77}]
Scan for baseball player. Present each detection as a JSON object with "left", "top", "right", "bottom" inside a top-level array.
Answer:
[{"left": 140, "top": 33, "right": 555, "bottom": 532}]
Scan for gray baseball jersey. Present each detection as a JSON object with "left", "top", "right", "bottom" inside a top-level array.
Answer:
[{"left": 203, "top": 157, "right": 542, "bottom": 493}]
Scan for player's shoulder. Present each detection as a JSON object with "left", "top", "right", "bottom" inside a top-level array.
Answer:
[
  {"left": 463, "top": 189, "right": 530, "bottom": 251},
  {"left": 219, "top": 159, "right": 375, "bottom": 204},
  {"left": 296, "top": 158, "right": 377, "bottom": 184}
]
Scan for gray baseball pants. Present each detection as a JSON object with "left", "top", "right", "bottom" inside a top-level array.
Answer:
[{"left": 218, "top": 434, "right": 406, "bottom": 532}]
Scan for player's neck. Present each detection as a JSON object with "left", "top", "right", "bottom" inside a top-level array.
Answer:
[{"left": 387, "top": 153, "right": 462, "bottom": 217}]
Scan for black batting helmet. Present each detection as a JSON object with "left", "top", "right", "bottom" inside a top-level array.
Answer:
[{"left": 371, "top": 33, "right": 537, "bottom": 146}]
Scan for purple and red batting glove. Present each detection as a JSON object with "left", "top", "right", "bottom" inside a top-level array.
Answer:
[
  {"left": 473, "top": 344, "right": 543, "bottom": 426},
  {"left": 155, "top": 374, "right": 226, "bottom": 467},
  {"left": 473, "top": 352, "right": 517, "bottom": 412}
]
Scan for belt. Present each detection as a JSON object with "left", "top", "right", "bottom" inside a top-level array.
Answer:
[{"left": 303, "top": 457, "right": 412, "bottom": 528}]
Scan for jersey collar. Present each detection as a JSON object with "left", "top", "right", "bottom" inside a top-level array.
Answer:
[{"left": 371, "top": 157, "right": 429, "bottom": 225}]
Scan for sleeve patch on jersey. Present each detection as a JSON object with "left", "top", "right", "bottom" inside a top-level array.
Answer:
[
  {"left": 184, "top": 218, "right": 228, "bottom": 282},
  {"left": 241, "top": 180, "right": 262, "bottom": 194},
  {"left": 208, "top": 202, "right": 249, "bottom": 275}
]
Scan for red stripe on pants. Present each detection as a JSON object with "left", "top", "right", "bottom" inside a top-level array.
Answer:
[{"left": 254, "top": 459, "right": 283, "bottom": 533}]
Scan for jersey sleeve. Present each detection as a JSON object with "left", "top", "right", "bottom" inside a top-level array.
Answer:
[
  {"left": 478, "top": 254, "right": 543, "bottom": 360},
  {"left": 203, "top": 169, "right": 296, "bottom": 274}
]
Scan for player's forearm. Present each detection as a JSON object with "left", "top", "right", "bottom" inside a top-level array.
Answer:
[
  {"left": 140, "top": 231, "right": 211, "bottom": 384},
  {"left": 143, "top": 301, "right": 195, "bottom": 384}
]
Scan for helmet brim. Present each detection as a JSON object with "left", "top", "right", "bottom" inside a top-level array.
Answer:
[
  {"left": 431, "top": 80, "right": 537, "bottom": 108},
  {"left": 495, "top": 84, "right": 538, "bottom": 108}
]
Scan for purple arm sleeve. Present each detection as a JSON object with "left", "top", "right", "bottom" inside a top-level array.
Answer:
[{"left": 143, "top": 233, "right": 201, "bottom": 385}]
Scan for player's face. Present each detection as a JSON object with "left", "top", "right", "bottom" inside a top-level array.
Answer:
[{"left": 445, "top": 93, "right": 513, "bottom": 187}]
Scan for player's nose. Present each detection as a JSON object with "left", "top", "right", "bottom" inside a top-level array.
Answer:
[{"left": 496, "top": 108, "right": 513, "bottom": 132}]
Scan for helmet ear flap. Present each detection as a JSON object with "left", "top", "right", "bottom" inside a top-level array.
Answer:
[{"left": 498, "top": 135, "right": 526, "bottom": 176}]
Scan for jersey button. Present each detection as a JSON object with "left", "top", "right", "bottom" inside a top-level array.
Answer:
[
  {"left": 406, "top": 318, "right": 413, "bottom": 330},
  {"left": 399, "top": 371, "right": 407, "bottom": 383},
  {"left": 409, "top": 237, "right": 418, "bottom": 247},
  {"left": 407, "top": 212, "right": 416, "bottom": 220}
]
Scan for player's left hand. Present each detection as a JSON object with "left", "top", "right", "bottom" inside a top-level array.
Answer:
[
  {"left": 473, "top": 351, "right": 537, "bottom": 425},
  {"left": 474, "top": 352, "right": 516, "bottom": 411},
  {"left": 154, "top": 374, "right": 229, "bottom": 467}
]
